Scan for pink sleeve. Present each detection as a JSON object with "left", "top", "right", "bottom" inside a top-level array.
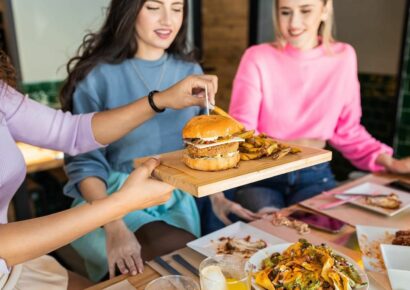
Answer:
[
  {"left": 329, "top": 49, "right": 393, "bottom": 172},
  {"left": 0, "top": 84, "right": 103, "bottom": 156},
  {"left": 229, "top": 48, "right": 263, "bottom": 133}
]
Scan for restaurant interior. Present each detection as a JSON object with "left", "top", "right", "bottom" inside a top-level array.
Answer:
[{"left": 1, "top": 0, "right": 410, "bottom": 289}]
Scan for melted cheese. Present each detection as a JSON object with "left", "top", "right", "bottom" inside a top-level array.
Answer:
[{"left": 184, "top": 137, "right": 244, "bottom": 149}]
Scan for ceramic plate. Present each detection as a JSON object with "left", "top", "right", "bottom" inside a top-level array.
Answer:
[
  {"left": 336, "top": 182, "right": 410, "bottom": 216},
  {"left": 246, "top": 243, "right": 369, "bottom": 290},
  {"left": 356, "top": 225, "right": 398, "bottom": 272},
  {"left": 187, "top": 221, "right": 285, "bottom": 258},
  {"left": 381, "top": 244, "right": 410, "bottom": 290}
]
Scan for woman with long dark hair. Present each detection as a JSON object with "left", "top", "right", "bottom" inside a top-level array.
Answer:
[
  {"left": 59, "top": 0, "right": 241, "bottom": 282},
  {"left": 0, "top": 46, "right": 217, "bottom": 289}
]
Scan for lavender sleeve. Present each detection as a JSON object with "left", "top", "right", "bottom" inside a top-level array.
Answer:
[
  {"left": 2, "top": 85, "right": 103, "bottom": 155},
  {"left": 0, "top": 259, "right": 9, "bottom": 275}
]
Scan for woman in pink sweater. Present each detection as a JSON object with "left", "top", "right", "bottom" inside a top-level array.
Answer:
[{"left": 228, "top": 0, "right": 410, "bottom": 211}]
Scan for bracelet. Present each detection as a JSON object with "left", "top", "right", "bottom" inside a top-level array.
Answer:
[{"left": 147, "top": 90, "right": 165, "bottom": 113}]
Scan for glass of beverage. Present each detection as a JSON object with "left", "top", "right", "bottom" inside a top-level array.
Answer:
[
  {"left": 144, "top": 275, "right": 200, "bottom": 290},
  {"left": 199, "top": 255, "right": 251, "bottom": 290}
]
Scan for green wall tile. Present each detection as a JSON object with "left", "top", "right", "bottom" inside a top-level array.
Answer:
[{"left": 21, "top": 81, "right": 63, "bottom": 108}]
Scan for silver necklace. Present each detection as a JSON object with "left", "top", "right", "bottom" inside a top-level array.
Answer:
[{"left": 131, "top": 55, "right": 167, "bottom": 91}]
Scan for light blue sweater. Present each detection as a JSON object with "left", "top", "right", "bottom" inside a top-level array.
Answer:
[
  {"left": 64, "top": 53, "right": 203, "bottom": 196},
  {"left": 63, "top": 53, "right": 203, "bottom": 281}
]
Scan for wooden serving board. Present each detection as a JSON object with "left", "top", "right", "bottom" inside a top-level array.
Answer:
[{"left": 134, "top": 145, "right": 332, "bottom": 197}]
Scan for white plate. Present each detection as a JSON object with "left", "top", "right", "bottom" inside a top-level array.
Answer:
[
  {"left": 381, "top": 244, "right": 410, "bottom": 290},
  {"left": 187, "top": 221, "right": 285, "bottom": 258},
  {"left": 356, "top": 225, "right": 398, "bottom": 272},
  {"left": 245, "top": 243, "right": 369, "bottom": 290},
  {"left": 336, "top": 182, "right": 410, "bottom": 216},
  {"left": 380, "top": 244, "right": 410, "bottom": 271},
  {"left": 386, "top": 269, "right": 410, "bottom": 290}
]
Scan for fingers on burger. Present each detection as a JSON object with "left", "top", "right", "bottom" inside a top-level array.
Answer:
[{"left": 182, "top": 115, "right": 244, "bottom": 171}]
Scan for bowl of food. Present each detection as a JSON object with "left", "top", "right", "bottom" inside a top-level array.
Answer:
[{"left": 246, "top": 239, "right": 368, "bottom": 290}]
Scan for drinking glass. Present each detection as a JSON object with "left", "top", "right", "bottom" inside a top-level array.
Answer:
[
  {"left": 144, "top": 275, "right": 200, "bottom": 290},
  {"left": 199, "top": 255, "right": 251, "bottom": 290}
]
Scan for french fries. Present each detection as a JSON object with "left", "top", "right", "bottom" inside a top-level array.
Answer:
[
  {"left": 211, "top": 106, "right": 301, "bottom": 161},
  {"left": 234, "top": 130, "right": 255, "bottom": 140},
  {"left": 240, "top": 152, "right": 263, "bottom": 161},
  {"left": 238, "top": 133, "right": 300, "bottom": 161},
  {"left": 271, "top": 147, "right": 291, "bottom": 160}
]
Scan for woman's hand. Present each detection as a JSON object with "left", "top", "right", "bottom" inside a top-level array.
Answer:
[
  {"left": 210, "top": 192, "right": 262, "bottom": 225},
  {"left": 104, "top": 220, "right": 143, "bottom": 278},
  {"left": 155, "top": 75, "right": 218, "bottom": 110},
  {"left": 376, "top": 153, "right": 410, "bottom": 174},
  {"left": 116, "top": 158, "right": 174, "bottom": 212}
]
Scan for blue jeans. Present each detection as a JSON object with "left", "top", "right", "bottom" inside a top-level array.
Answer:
[
  {"left": 196, "top": 163, "right": 336, "bottom": 235},
  {"left": 195, "top": 190, "right": 241, "bottom": 235},
  {"left": 232, "top": 162, "right": 336, "bottom": 211}
]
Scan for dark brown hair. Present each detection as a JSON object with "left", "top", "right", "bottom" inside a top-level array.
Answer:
[
  {"left": 60, "top": 0, "right": 193, "bottom": 112},
  {"left": 0, "top": 49, "right": 17, "bottom": 89}
]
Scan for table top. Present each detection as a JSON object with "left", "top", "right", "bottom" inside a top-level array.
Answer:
[
  {"left": 87, "top": 172, "right": 409, "bottom": 290},
  {"left": 17, "top": 142, "right": 63, "bottom": 173}
]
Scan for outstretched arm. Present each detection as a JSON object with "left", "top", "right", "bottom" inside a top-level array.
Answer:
[
  {"left": 7, "top": 75, "right": 217, "bottom": 154},
  {"left": 88, "top": 74, "right": 218, "bottom": 145},
  {"left": 0, "top": 159, "right": 173, "bottom": 267}
]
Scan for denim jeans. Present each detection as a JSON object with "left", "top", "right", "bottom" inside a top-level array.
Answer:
[
  {"left": 232, "top": 162, "right": 337, "bottom": 211},
  {"left": 195, "top": 190, "right": 241, "bottom": 235},
  {"left": 196, "top": 162, "right": 336, "bottom": 235}
]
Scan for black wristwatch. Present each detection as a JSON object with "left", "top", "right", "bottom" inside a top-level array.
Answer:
[{"left": 148, "top": 90, "right": 165, "bottom": 113}]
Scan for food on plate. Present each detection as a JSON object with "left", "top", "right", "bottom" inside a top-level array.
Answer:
[
  {"left": 214, "top": 235, "right": 267, "bottom": 258},
  {"left": 254, "top": 239, "right": 367, "bottom": 290},
  {"left": 392, "top": 229, "right": 410, "bottom": 246},
  {"left": 182, "top": 115, "right": 244, "bottom": 171},
  {"left": 271, "top": 212, "right": 310, "bottom": 235},
  {"left": 358, "top": 230, "right": 395, "bottom": 271},
  {"left": 364, "top": 193, "right": 401, "bottom": 210}
]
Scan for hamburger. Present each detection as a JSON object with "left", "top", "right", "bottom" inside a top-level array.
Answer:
[{"left": 182, "top": 115, "right": 244, "bottom": 171}]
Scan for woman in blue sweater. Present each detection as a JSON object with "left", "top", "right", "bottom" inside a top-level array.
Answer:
[{"left": 59, "top": 0, "right": 224, "bottom": 282}]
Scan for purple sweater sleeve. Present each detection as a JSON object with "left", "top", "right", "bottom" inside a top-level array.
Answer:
[{"left": 1, "top": 85, "right": 102, "bottom": 155}]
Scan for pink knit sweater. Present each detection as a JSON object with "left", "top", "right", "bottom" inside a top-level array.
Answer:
[{"left": 229, "top": 42, "right": 392, "bottom": 171}]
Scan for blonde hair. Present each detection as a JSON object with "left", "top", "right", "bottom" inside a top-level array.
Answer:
[{"left": 272, "top": 0, "right": 335, "bottom": 51}]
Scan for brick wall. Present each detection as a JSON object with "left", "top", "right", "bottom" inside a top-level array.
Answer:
[{"left": 201, "top": 0, "right": 249, "bottom": 110}]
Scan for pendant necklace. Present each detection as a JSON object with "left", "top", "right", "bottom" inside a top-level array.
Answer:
[{"left": 131, "top": 54, "right": 167, "bottom": 91}]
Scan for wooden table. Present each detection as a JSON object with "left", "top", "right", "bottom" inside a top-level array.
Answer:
[
  {"left": 17, "top": 142, "right": 64, "bottom": 173},
  {"left": 13, "top": 143, "right": 64, "bottom": 220},
  {"left": 87, "top": 173, "right": 409, "bottom": 290}
]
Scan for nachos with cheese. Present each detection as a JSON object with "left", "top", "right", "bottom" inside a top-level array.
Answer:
[{"left": 254, "top": 239, "right": 367, "bottom": 290}]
